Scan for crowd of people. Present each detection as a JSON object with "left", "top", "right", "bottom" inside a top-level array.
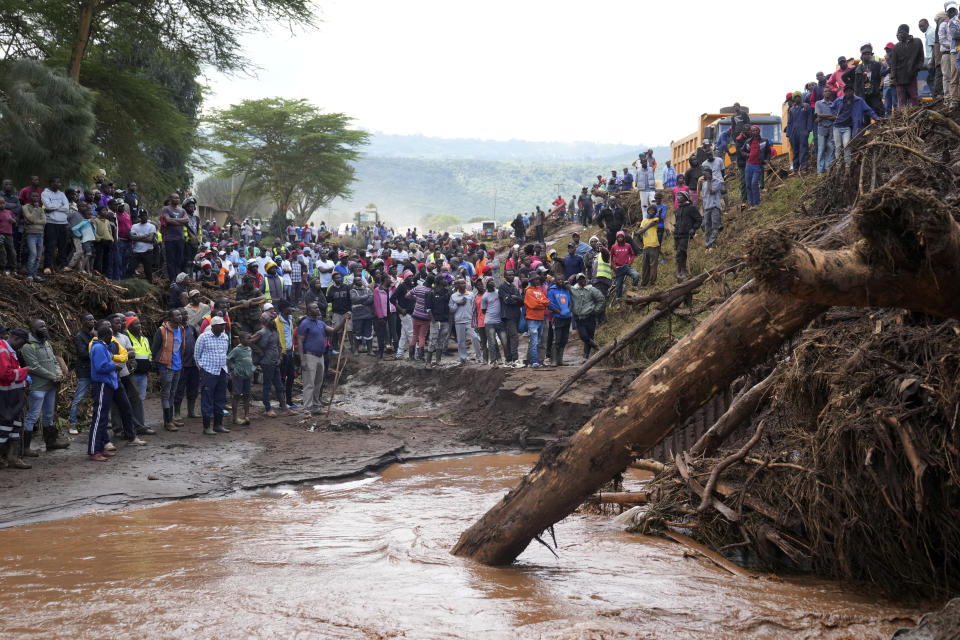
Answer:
[
  {"left": 0, "top": 194, "right": 627, "bottom": 468},
  {"left": 1, "top": 9, "right": 953, "bottom": 469},
  {"left": 781, "top": 12, "right": 955, "bottom": 175}
]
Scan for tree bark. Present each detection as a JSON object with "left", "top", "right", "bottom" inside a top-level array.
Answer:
[
  {"left": 68, "top": 0, "right": 99, "bottom": 82},
  {"left": 451, "top": 282, "right": 825, "bottom": 565},
  {"left": 748, "top": 183, "right": 960, "bottom": 320},
  {"left": 688, "top": 365, "right": 781, "bottom": 458}
]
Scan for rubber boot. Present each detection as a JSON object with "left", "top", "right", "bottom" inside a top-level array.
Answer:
[
  {"left": 0, "top": 444, "right": 7, "bottom": 469},
  {"left": 433, "top": 350, "right": 441, "bottom": 368},
  {"left": 43, "top": 425, "right": 70, "bottom": 450},
  {"left": 163, "top": 407, "right": 178, "bottom": 432},
  {"left": 213, "top": 415, "right": 230, "bottom": 434},
  {"left": 202, "top": 416, "right": 214, "bottom": 435},
  {"left": 6, "top": 439, "right": 30, "bottom": 469},
  {"left": 408, "top": 346, "right": 416, "bottom": 361},
  {"left": 425, "top": 350, "right": 433, "bottom": 368},
  {"left": 242, "top": 396, "right": 251, "bottom": 425},
  {"left": 415, "top": 346, "right": 423, "bottom": 361},
  {"left": 21, "top": 431, "right": 39, "bottom": 457},
  {"left": 232, "top": 395, "right": 240, "bottom": 425},
  {"left": 173, "top": 400, "right": 182, "bottom": 421},
  {"left": 554, "top": 345, "right": 563, "bottom": 367},
  {"left": 187, "top": 397, "right": 200, "bottom": 418}
]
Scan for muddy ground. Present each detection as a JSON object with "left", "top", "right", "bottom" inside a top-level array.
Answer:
[{"left": 0, "top": 343, "right": 632, "bottom": 527}]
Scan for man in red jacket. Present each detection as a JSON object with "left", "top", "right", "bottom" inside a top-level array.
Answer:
[
  {"left": 0, "top": 328, "right": 31, "bottom": 469},
  {"left": 611, "top": 230, "right": 639, "bottom": 299}
]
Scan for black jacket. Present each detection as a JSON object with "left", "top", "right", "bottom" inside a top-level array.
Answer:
[
  {"left": 327, "top": 283, "right": 352, "bottom": 315},
  {"left": 843, "top": 61, "right": 884, "bottom": 97},
  {"left": 596, "top": 205, "right": 625, "bottom": 233},
  {"left": 674, "top": 203, "right": 703, "bottom": 238},
  {"left": 498, "top": 281, "right": 524, "bottom": 321},
  {"left": 74, "top": 330, "right": 92, "bottom": 378},
  {"left": 890, "top": 35, "right": 925, "bottom": 85},
  {"left": 390, "top": 280, "right": 415, "bottom": 314},
  {"left": 303, "top": 287, "right": 328, "bottom": 318},
  {"left": 424, "top": 288, "right": 451, "bottom": 322}
]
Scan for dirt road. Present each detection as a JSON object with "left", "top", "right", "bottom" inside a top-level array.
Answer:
[{"left": 0, "top": 355, "right": 631, "bottom": 527}]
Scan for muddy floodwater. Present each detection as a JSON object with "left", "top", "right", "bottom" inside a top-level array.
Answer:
[{"left": 0, "top": 454, "right": 919, "bottom": 639}]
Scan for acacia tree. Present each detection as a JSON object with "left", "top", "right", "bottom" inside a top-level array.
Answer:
[{"left": 204, "top": 98, "right": 369, "bottom": 233}]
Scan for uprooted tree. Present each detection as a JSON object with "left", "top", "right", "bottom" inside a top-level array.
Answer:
[{"left": 452, "top": 105, "right": 960, "bottom": 591}]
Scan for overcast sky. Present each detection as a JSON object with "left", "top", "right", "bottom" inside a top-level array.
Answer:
[{"left": 204, "top": 0, "right": 934, "bottom": 147}]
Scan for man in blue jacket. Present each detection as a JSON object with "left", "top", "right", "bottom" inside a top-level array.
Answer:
[
  {"left": 88, "top": 323, "right": 120, "bottom": 461},
  {"left": 547, "top": 277, "right": 572, "bottom": 366},
  {"left": 831, "top": 84, "right": 880, "bottom": 165},
  {"left": 786, "top": 92, "right": 813, "bottom": 173}
]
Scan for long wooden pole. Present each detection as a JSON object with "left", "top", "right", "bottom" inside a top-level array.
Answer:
[{"left": 325, "top": 325, "right": 350, "bottom": 415}]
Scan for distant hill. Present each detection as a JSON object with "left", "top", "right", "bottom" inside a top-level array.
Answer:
[{"left": 318, "top": 134, "right": 671, "bottom": 228}]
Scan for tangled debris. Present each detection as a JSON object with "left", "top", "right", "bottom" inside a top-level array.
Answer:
[
  {"left": 629, "top": 102, "right": 960, "bottom": 599},
  {"left": 0, "top": 272, "right": 164, "bottom": 363}
]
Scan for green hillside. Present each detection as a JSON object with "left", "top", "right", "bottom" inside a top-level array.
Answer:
[{"left": 324, "top": 153, "right": 670, "bottom": 228}]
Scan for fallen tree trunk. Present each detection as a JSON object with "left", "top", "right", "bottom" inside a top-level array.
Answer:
[
  {"left": 688, "top": 365, "right": 782, "bottom": 458},
  {"left": 748, "top": 184, "right": 960, "bottom": 320},
  {"left": 451, "top": 282, "right": 826, "bottom": 565}
]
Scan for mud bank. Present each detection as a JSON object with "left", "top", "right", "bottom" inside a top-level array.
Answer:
[{"left": 0, "top": 354, "right": 629, "bottom": 527}]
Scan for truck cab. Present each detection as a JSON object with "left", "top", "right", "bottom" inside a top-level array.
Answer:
[{"left": 480, "top": 221, "right": 497, "bottom": 241}]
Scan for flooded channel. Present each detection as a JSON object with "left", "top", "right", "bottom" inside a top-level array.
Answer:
[{"left": 0, "top": 454, "right": 918, "bottom": 639}]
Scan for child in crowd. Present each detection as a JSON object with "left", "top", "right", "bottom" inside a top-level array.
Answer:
[{"left": 227, "top": 332, "right": 255, "bottom": 426}]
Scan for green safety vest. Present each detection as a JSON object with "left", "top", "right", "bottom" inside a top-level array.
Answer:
[{"left": 596, "top": 253, "right": 613, "bottom": 281}]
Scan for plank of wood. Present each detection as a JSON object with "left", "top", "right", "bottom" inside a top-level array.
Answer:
[{"left": 663, "top": 529, "right": 757, "bottom": 578}]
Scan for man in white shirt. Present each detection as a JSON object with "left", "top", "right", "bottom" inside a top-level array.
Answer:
[
  {"left": 315, "top": 251, "right": 335, "bottom": 288},
  {"left": 129, "top": 210, "right": 157, "bottom": 281}
]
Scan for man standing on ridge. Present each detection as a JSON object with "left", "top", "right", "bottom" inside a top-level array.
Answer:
[{"left": 891, "top": 23, "right": 926, "bottom": 108}]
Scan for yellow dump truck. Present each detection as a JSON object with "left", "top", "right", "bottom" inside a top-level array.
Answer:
[{"left": 671, "top": 110, "right": 784, "bottom": 174}]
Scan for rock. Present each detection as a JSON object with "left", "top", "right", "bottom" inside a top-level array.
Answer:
[{"left": 892, "top": 598, "right": 960, "bottom": 639}]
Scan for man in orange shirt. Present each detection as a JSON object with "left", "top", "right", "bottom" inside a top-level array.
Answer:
[{"left": 523, "top": 275, "right": 549, "bottom": 368}]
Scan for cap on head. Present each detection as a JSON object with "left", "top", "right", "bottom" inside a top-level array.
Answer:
[
  {"left": 176, "top": 272, "right": 188, "bottom": 284},
  {"left": 210, "top": 316, "right": 226, "bottom": 327},
  {"left": 188, "top": 289, "right": 200, "bottom": 297}
]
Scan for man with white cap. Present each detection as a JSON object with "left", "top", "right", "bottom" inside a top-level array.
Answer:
[
  {"left": 194, "top": 316, "right": 231, "bottom": 435},
  {"left": 184, "top": 289, "right": 211, "bottom": 330}
]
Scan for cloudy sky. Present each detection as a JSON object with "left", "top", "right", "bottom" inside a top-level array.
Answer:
[{"left": 205, "top": 0, "right": 934, "bottom": 147}]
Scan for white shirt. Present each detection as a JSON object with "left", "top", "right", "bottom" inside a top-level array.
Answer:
[
  {"left": 41, "top": 188, "right": 70, "bottom": 224},
  {"left": 130, "top": 222, "right": 157, "bottom": 253},
  {"left": 316, "top": 259, "right": 335, "bottom": 287}
]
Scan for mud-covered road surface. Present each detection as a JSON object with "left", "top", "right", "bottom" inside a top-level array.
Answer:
[{"left": 0, "top": 352, "right": 632, "bottom": 527}]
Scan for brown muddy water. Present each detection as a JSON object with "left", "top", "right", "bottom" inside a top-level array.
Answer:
[{"left": 0, "top": 454, "right": 919, "bottom": 639}]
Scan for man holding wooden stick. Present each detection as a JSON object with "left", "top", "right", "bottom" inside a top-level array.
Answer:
[{"left": 297, "top": 302, "right": 348, "bottom": 415}]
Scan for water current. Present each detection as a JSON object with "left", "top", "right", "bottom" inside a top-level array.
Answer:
[{"left": 0, "top": 454, "right": 919, "bottom": 639}]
